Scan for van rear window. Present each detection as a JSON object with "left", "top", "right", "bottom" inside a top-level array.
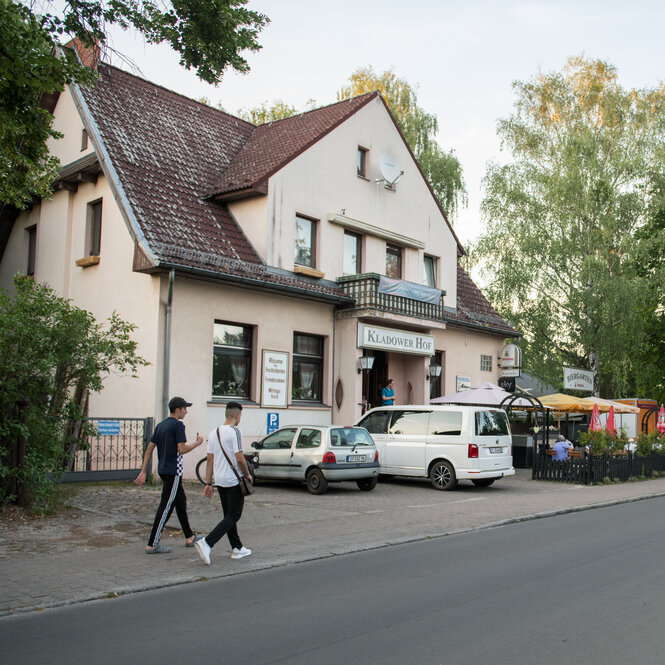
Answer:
[
  {"left": 475, "top": 410, "right": 509, "bottom": 436},
  {"left": 428, "top": 411, "right": 462, "bottom": 436}
]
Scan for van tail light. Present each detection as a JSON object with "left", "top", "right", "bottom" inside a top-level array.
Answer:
[
  {"left": 468, "top": 444, "right": 479, "bottom": 458},
  {"left": 374, "top": 450, "right": 379, "bottom": 462},
  {"left": 323, "top": 452, "right": 336, "bottom": 464}
]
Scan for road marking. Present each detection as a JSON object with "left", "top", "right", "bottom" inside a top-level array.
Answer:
[
  {"left": 407, "top": 497, "right": 487, "bottom": 509},
  {"left": 450, "top": 497, "right": 486, "bottom": 504}
]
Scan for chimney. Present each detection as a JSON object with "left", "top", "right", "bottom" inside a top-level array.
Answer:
[{"left": 63, "top": 37, "right": 100, "bottom": 70}]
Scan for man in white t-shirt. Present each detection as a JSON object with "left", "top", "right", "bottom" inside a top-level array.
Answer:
[{"left": 194, "top": 402, "right": 252, "bottom": 565}]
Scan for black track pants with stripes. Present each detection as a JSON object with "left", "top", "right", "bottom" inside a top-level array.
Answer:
[{"left": 147, "top": 474, "right": 194, "bottom": 546}]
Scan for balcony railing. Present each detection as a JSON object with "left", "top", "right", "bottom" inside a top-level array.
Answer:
[{"left": 337, "top": 273, "right": 445, "bottom": 321}]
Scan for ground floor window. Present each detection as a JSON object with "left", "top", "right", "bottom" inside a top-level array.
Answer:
[
  {"left": 480, "top": 354, "right": 493, "bottom": 372},
  {"left": 212, "top": 322, "right": 252, "bottom": 398},
  {"left": 429, "top": 351, "right": 443, "bottom": 400},
  {"left": 292, "top": 333, "right": 323, "bottom": 402}
]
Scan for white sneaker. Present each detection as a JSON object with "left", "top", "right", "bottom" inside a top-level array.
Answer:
[
  {"left": 195, "top": 538, "right": 211, "bottom": 565},
  {"left": 231, "top": 546, "right": 252, "bottom": 560}
]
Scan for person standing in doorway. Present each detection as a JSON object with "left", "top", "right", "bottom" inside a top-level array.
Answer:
[
  {"left": 381, "top": 379, "right": 396, "bottom": 406},
  {"left": 195, "top": 401, "right": 252, "bottom": 565},
  {"left": 135, "top": 397, "right": 204, "bottom": 553}
]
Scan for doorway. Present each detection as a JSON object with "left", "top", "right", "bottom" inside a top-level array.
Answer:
[{"left": 365, "top": 351, "right": 387, "bottom": 409}]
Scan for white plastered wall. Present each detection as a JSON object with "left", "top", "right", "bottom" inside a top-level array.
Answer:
[
  {"left": 232, "top": 97, "right": 459, "bottom": 304},
  {"left": 166, "top": 277, "right": 336, "bottom": 476},
  {"left": 0, "top": 86, "right": 161, "bottom": 421},
  {"left": 432, "top": 328, "right": 505, "bottom": 394}
]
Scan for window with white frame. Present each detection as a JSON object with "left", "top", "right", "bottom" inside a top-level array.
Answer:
[
  {"left": 480, "top": 354, "right": 493, "bottom": 372},
  {"left": 292, "top": 333, "right": 323, "bottom": 402},
  {"left": 343, "top": 231, "right": 361, "bottom": 275},
  {"left": 386, "top": 243, "right": 402, "bottom": 278},
  {"left": 87, "top": 200, "right": 103, "bottom": 256},
  {"left": 357, "top": 147, "right": 368, "bottom": 178},
  {"left": 212, "top": 322, "right": 253, "bottom": 398},
  {"left": 423, "top": 255, "right": 437, "bottom": 288},
  {"left": 295, "top": 215, "right": 316, "bottom": 268}
]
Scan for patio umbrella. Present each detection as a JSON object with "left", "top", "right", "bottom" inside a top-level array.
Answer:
[
  {"left": 589, "top": 403, "right": 602, "bottom": 431},
  {"left": 657, "top": 405, "right": 665, "bottom": 436},
  {"left": 584, "top": 396, "right": 639, "bottom": 414},
  {"left": 605, "top": 405, "right": 617, "bottom": 437},
  {"left": 430, "top": 381, "right": 535, "bottom": 407},
  {"left": 538, "top": 393, "right": 609, "bottom": 413}
]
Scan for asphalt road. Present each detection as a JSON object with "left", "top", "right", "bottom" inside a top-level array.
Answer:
[{"left": 3, "top": 496, "right": 665, "bottom": 665}]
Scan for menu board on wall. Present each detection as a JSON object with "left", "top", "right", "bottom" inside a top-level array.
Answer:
[{"left": 261, "top": 350, "right": 289, "bottom": 408}]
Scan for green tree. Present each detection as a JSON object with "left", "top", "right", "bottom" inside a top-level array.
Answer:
[
  {"left": 338, "top": 66, "right": 467, "bottom": 219},
  {"left": 0, "top": 0, "right": 269, "bottom": 211},
  {"left": 473, "top": 56, "right": 665, "bottom": 397},
  {"left": 0, "top": 276, "right": 148, "bottom": 509},
  {"left": 236, "top": 99, "right": 299, "bottom": 124}
]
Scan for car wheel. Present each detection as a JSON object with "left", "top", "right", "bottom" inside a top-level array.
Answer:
[
  {"left": 471, "top": 478, "right": 495, "bottom": 487},
  {"left": 195, "top": 458, "right": 207, "bottom": 485},
  {"left": 430, "top": 461, "right": 458, "bottom": 490},
  {"left": 356, "top": 476, "right": 378, "bottom": 491},
  {"left": 306, "top": 468, "right": 328, "bottom": 495}
]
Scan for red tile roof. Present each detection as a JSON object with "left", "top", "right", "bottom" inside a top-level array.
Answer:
[
  {"left": 78, "top": 64, "right": 350, "bottom": 300},
  {"left": 208, "top": 92, "right": 378, "bottom": 198},
  {"left": 447, "top": 264, "right": 519, "bottom": 336},
  {"left": 75, "top": 64, "right": 515, "bottom": 331}
]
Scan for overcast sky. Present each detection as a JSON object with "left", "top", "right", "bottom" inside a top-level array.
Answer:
[{"left": 102, "top": 0, "right": 665, "bottom": 248}]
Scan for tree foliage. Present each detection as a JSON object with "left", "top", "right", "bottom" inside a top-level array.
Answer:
[
  {"left": 338, "top": 66, "right": 467, "bottom": 219},
  {"left": 236, "top": 99, "right": 300, "bottom": 125},
  {"left": 238, "top": 66, "right": 467, "bottom": 219},
  {"left": 0, "top": 0, "right": 269, "bottom": 210},
  {"left": 473, "top": 56, "right": 665, "bottom": 398},
  {"left": 0, "top": 276, "right": 148, "bottom": 509}
]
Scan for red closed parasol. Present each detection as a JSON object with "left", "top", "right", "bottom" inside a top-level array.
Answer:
[
  {"left": 605, "top": 405, "right": 617, "bottom": 437},
  {"left": 657, "top": 405, "right": 665, "bottom": 436},
  {"left": 589, "top": 402, "right": 602, "bottom": 432}
]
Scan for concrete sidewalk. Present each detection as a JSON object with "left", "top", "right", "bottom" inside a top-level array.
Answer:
[{"left": 3, "top": 470, "right": 665, "bottom": 616}]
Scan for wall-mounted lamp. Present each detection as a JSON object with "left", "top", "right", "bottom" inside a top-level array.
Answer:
[
  {"left": 426, "top": 363, "right": 442, "bottom": 381},
  {"left": 358, "top": 356, "right": 375, "bottom": 374}
]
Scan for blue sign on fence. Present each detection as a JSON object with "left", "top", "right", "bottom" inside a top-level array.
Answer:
[
  {"left": 267, "top": 412, "right": 279, "bottom": 434},
  {"left": 97, "top": 420, "right": 121, "bottom": 436}
]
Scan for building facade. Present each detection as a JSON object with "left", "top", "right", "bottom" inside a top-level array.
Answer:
[{"left": 0, "top": 56, "right": 518, "bottom": 477}]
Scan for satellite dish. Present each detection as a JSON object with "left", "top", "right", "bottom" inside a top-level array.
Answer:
[{"left": 379, "top": 154, "right": 404, "bottom": 186}]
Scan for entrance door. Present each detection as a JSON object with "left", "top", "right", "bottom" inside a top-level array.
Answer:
[{"left": 366, "top": 351, "right": 387, "bottom": 409}]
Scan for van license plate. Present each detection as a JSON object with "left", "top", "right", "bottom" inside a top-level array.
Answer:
[
  {"left": 490, "top": 447, "right": 503, "bottom": 454},
  {"left": 347, "top": 455, "right": 366, "bottom": 462}
]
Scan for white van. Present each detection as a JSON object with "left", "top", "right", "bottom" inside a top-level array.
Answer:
[{"left": 355, "top": 405, "right": 515, "bottom": 490}]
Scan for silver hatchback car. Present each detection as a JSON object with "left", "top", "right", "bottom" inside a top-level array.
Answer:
[{"left": 251, "top": 425, "right": 380, "bottom": 494}]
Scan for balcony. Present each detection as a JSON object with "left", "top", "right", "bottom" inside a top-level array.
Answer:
[{"left": 337, "top": 273, "right": 446, "bottom": 321}]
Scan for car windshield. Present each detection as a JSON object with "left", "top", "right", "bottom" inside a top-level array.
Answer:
[
  {"left": 330, "top": 427, "right": 374, "bottom": 447},
  {"left": 474, "top": 410, "right": 510, "bottom": 436}
]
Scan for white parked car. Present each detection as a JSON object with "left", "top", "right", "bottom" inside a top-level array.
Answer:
[
  {"left": 355, "top": 405, "right": 515, "bottom": 490},
  {"left": 252, "top": 425, "right": 380, "bottom": 494}
]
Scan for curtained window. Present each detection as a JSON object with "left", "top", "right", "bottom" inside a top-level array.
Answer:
[
  {"left": 292, "top": 333, "right": 323, "bottom": 402},
  {"left": 212, "top": 322, "right": 252, "bottom": 398}
]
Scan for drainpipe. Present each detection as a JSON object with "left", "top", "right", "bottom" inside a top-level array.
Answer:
[{"left": 163, "top": 269, "right": 175, "bottom": 419}]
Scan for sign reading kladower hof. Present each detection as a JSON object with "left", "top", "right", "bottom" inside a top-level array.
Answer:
[
  {"left": 261, "top": 350, "right": 289, "bottom": 408},
  {"left": 563, "top": 366, "right": 594, "bottom": 392},
  {"left": 357, "top": 323, "right": 434, "bottom": 356}
]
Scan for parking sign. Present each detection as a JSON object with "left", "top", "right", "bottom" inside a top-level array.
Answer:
[{"left": 267, "top": 412, "right": 279, "bottom": 434}]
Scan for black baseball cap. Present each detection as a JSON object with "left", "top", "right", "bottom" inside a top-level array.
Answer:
[{"left": 169, "top": 396, "right": 192, "bottom": 411}]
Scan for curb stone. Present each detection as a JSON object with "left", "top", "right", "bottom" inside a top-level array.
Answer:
[{"left": 3, "top": 488, "right": 665, "bottom": 618}]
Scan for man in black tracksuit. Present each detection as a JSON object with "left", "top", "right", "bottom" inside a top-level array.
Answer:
[{"left": 135, "top": 397, "right": 204, "bottom": 553}]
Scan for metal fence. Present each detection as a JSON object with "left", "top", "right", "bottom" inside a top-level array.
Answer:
[
  {"left": 533, "top": 451, "right": 665, "bottom": 485},
  {"left": 60, "top": 417, "right": 154, "bottom": 482}
]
